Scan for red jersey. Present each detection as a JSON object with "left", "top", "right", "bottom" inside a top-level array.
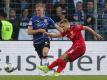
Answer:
[
  {"left": 61, "top": 24, "right": 86, "bottom": 62},
  {"left": 61, "top": 24, "right": 85, "bottom": 44}
]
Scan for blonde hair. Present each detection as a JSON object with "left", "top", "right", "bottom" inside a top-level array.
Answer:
[
  {"left": 35, "top": 3, "right": 46, "bottom": 8},
  {"left": 59, "top": 19, "right": 69, "bottom": 24}
]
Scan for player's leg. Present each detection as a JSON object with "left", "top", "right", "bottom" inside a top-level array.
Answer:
[
  {"left": 49, "top": 44, "right": 86, "bottom": 76},
  {"left": 34, "top": 43, "right": 49, "bottom": 75},
  {"left": 37, "top": 54, "right": 68, "bottom": 75},
  {"left": 66, "top": 45, "right": 86, "bottom": 62},
  {"left": 51, "top": 54, "right": 68, "bottom": 76},
  {"left": 47, "top": 47, "right": 73, "bottom": 73},
  {"left": 37, "top": 49, "right": 70, "bottom": 75},
  {"left": 36, "top": 41, "right": 50, "bottom": 73},
  {"left": 33, "top": 43, "right": 43, "bottom": 65},
  {"left": 42, "top": 40, "right": 50, "bottom": 66},
  {"left": 42, "top": 47, "right": 49, "bottom": 66}
]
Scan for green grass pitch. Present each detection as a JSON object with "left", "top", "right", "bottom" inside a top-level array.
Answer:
[{"left": 0, "top": 75, "right": 107, "bottom": 80}]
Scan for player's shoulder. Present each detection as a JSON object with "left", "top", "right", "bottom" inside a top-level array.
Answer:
[
  {"left": 44, "top": 15, "right": 49, "bottom": 18},
  {"left": 71, "top": 24, "right": 83, "bottom": 28},
  {"left": 70, "top": 24, "right": 76, "bottom": 29},
  {"left": 44, "top": 16, "right": 52, "bottom": 20},
  {"left": 45, "top": 16, "right": 55, "bottom": 23},
  {"left": 30, "top": 16, "right": 38, "bottom": 21}
]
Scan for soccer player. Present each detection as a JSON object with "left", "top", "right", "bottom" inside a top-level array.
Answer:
[
  {"left": 27, "top": 3, "right": 62, "bottom": 66},
  {"left": 37, "top": 19, "right": 103, "bottom": 76},
  {"left": 0, "top": 10, "right": 13, "bottom": 40}
]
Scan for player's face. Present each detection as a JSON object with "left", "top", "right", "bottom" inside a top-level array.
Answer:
[
  {"left": 35, "top": 7, "right": 45, "bottom": 16},
  {"left": 104, "top": 3, "right": 107, "bottom": 10},
  {"left": 87, "top": 2, "right": 94, "bottom": 9}
]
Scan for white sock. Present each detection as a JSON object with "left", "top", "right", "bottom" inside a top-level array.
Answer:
[{"left": 41, "top": 58, "right": 48, "bottom": 66}]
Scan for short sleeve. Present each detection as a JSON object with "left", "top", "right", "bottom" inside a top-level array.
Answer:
[
  {"left": 60, "top": 32, "right": 66, "bottom": 37},
  {"left": 28, "top": 18, "right": 32, "bottom": 26},
  {"left": 76, "top": 24, "right": 84, "bottom": 31},
  {"left": 49, "top": 17, "right": 55, "bottom": 25}
]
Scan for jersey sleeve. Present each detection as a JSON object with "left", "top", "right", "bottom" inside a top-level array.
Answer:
[
  {"left": 48, "top": 17, "right": 55, "bottom": 25},
  {"left": 76, "top": 24, "right": 84, "bottom": 31},
  {"left": 28, "top": 18, "right": 32, "bottom": 26},
  {"left": 60, "top": 32, "right": 66, "bottom": 37}
]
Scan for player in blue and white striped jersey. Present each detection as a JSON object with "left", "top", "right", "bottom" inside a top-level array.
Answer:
[{"left": 27, "top": 3, "right": 63, "bottom": 66}]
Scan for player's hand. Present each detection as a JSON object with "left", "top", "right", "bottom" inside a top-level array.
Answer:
[
  {"left": 95, "top": 34, "right": 103, "bottom": 40},
  {"left": 44, "top": 32, "right": 50, "bottom": 36},
  {"left": 37, "top": 29, "right": 46, "bottom": 33}
]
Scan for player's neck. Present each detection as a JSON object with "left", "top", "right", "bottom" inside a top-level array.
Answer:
[{"left": 37, "top": 14, "right": 45, "bottom": 17}]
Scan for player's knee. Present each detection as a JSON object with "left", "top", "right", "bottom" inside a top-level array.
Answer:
[
  {"left": 43, "top": 52, "right": 48, "bottom": 56},
  {"left": 60, "top": 56, "right": 64, "bottom": 60},
  {"left": 60, "top": 54, "right": 67, "bottom": 59},
  {"left": 38, "top": 53, "right": 43, "bottom": 59},
  {"left": 43, "top": 55, "right": 47, "bottom": 58},
  {"left": 60, "top": 54, "right": 69, "bottom": 62}
]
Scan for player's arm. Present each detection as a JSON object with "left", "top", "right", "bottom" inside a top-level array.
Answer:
[
  {"left": 54, "top": 24, "right": 64, "bottom": 33},
  {"left": 83, "top": 26, "right": 103, "bottom": 40},
  {"left": 27, "top": 26, "right": 46, "bottom": 35},
  {"left": 49, "top": 18, "right": 64, "bottom": 33},
  {"left": 27, "top": 18, "right": 46, "bottom": 35},
  {"left": 44, "top": 32, "right": 63, "bottom": 38}
]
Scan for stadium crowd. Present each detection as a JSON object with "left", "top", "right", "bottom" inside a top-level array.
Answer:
[{"left": 0, "top": 0, "right": 107, "bottom": 40}]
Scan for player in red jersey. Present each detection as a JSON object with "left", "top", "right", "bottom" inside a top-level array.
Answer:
[{"left": 37, "top": 19, "right": 103, "bottom": 76}]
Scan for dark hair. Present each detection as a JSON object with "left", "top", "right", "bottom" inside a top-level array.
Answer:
[
  {"left": 35, "top": 3, "right": 46, "bottom": 8},
  {"left": 76, "top": 1, "right": 83, "bottom": 6},
  {"left": 0, "top": 10, "right": 7, "bottom": 18},
  {"left": 59, "top": 19, "right": 69, "bottom": 24},
  {"left": 87, "top": 1, "right": 94, "bottom": 4},
  {"left": 104, "top": 3, "right": 107, "bottom": 6}
]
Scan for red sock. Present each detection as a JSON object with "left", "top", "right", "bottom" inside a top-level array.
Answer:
[
  {"left": 56, "top": 58, "right": 67, "bottom": 73},
  {"left": 48, "top": 58, "right": 67, "bottom": 73},
  {"left": 48, "top": 58, "right": 59, "bottom": 69}
]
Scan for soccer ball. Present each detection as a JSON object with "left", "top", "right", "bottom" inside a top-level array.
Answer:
[{"left": 4, "top": 63, "right": 14, "bottom": 73}]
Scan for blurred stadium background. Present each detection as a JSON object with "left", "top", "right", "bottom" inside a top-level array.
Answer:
[
  {"left": 0, "top": 0, "right": 107, "bottom": 80},
  {"left": 0, "top": 0, "right": 107, "bottom": 41}
]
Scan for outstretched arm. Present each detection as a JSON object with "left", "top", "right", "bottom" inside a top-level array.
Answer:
[
  {"left": 44, "top": 32, "right": 63, "bottom": 38},
  {"left": 84, "top": 26, "right": 103, "bottom": 40},
  {"left": 54, "top": 24, "right": 64, "bottom": 33},
  {"left": 49, "top": 18, "right": 64, "bottom": 32}
]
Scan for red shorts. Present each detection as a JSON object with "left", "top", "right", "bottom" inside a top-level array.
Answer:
[{"left": 65, "top": 43, "right": 86, "bottom": 62}]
